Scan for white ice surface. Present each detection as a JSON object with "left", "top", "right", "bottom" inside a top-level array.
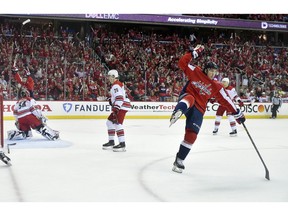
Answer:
[{"left": 1, "top": 118, "right": 288, "bottom": 214}]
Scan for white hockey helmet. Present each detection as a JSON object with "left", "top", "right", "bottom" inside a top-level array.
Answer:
[
  {"left": 222, "top": 78, "right": 230, "bottom": 85},
  {"left": 108, "top": 69, "right": 119, "bottom": 78}
]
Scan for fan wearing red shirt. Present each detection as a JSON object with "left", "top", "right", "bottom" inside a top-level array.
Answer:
[{"left": 12, "top": 66, "right": 34, "bottom": 98}]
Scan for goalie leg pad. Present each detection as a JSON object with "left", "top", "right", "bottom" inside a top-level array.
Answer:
[
  {"left": 36, "top": 125, "right": 59, "bottom": 141},
  {"left": 7, "top": 130, "right": 26, "bottom": 140}
]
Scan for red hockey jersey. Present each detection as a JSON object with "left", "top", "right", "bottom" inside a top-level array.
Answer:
[{"left": 178, "top": 52, "right": 237, "bottom": 114}]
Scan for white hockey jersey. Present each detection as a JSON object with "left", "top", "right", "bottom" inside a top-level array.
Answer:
[
  {"left": 13, "top": 97, "right": 43, "bottom": 120},
  {"left": 110, "top": 80, "right": 131, "bottom": 111},
  {"left": 225, "top": 86, "right": 241, "bottom": 103}
]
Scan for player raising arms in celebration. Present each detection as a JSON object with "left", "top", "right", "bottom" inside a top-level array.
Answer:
[
  {"left": 212, "top": 77, "right": 244, "bottom": 136},
  {"left": 169, "top": 45, "right": 246, "bottom": 173},
  {"left": 102, "top": 70, "right": 131, "bottom": 152}
]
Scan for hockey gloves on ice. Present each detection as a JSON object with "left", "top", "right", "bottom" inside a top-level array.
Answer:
[
  {"left": 233, "top": 108, "right": 246, "bottom": 124},
  {"left": 189, "top": 44, "right": 204, "bottom": 59}
]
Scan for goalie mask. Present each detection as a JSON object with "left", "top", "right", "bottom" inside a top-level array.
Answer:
[{"left": 18, "top": 87, "right": 30, "bottom": 99}]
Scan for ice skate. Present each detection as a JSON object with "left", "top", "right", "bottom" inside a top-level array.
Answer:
[
  {"left": 213, "top": 128, "right": 218, "bottom": 135},
  {"left": 52, "top": 132, "right": 60, "bottom": 140},
  {"left": 169, "top": 109, "right": 183, "bottom": 127},
  {"left": 0, "top": 152, "right": 11, "bottom": 166},
  {"left": 102, "top": 140, "right": 115, "bottom": 150},
  {"left": 229, "top": 129, "right": 237, "bottom": 137},
  {"left": 113, "top": 142, "right": 126, "bottom": 152},
  {"left": 172, "top": 154, "right": 185, "bottom": 173}
]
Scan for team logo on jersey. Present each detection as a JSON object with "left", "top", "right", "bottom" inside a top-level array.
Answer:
[
  {"left": 63, "top": 103, "right": 73, "bottom": 113},
  {"left": 191, "top": 81, "right": 212, "bottom": 95}
]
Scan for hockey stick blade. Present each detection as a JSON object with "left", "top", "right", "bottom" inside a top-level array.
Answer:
[
  {"left": 7, "top": 143, "right": 17, "bottom": 154},
  {"left": 242, "top": 122, "right": 270, "bottom": 180}
]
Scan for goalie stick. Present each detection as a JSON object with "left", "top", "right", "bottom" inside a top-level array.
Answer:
[
  {"left": 242, "top": 122, "right": 270, "bottom": 180},
  {"left": 7, "top": 143, "right": 17, "bottom": 154}
]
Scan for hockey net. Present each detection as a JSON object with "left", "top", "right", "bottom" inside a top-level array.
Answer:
[{"left": 0, "top": 86, "right": 3, "bottom": 148}]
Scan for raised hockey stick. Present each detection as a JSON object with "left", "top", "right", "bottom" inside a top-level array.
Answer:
[
  {"left": 13, "top": 53, "right": 19, "bottom": 67},
  {"left": 242, "top": 122, "right": 270, "bottom": 180}
]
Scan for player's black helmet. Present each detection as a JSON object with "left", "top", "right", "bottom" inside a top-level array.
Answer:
[{"left": 203, "top": 62, "right": 218, "bottom": 74}]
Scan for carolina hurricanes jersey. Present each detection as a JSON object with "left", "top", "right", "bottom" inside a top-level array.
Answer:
[
  {"left": 110, "top": 80, "right": 131, "bottom": 111},
  {"left": 224, "top": 86, "right": 241, "bottom": 103},
  {"left": 13, "top": 97, "right": 43, "bottom": 120},
  {"left": 178, "top": 52, "right": 237, "bottom": 114}
]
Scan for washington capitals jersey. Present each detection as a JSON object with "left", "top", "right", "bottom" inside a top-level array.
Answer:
[{"left": 178, "top": 52, "right": 237, "bottom": 114}]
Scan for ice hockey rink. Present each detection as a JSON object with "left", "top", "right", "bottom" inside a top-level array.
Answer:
[{"left": 1, "top": 118, "right": 288, "bottom": 215}]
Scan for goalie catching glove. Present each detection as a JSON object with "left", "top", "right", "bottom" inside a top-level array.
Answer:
[{"left": 233, "top": 108, "right": 246, "bottom": 124}]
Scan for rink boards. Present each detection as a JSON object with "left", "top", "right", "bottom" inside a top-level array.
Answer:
[{"left": 3, "top": 101, "right": 288, "bottom": 120}]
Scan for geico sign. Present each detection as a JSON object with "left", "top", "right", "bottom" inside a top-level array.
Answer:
[
  {"left": 206, "top": 104, "right": 272, "bottom": 113},
  {"left": 3, "top": 104, "right": 52, "bottom": 112}
]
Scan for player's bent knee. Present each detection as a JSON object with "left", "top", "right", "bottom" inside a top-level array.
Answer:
[{"left": 182, "top": 95, "right": 195, "bottom": 108}]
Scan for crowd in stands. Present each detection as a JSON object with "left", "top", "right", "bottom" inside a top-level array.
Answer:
[{"left": 0, "top": 16, "right": 287, "bottom": 103}]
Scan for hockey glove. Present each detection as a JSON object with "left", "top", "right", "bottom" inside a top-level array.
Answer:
[
  {"left": 209, "top": 97, "right": 216, "bottom": 104},
  {"left": 39, "top": 116, "right": 48, "bottom": 125},
  {"left": 233, "top": 108, "right": 246, "bottom": 124},
  {"left": 111, "top": 106, "right": 120, "bottom": 124},
  {"left": 238, "top": 100, "right": 244, "bottom": 107},
  {"left": 189, "top": 44, "right": 204, "bottom": 59},
  {"left": 108, "top": 97, "right": 112, "bottom": 106},
  {"left": 11, "top": 67, "right": 19, "bottom": 74}
]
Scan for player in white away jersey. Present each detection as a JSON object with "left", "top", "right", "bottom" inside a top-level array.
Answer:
[
  {"left": 212, "top": 78, "right": 244, "bottom": 136},
  {"left": 7, "top": 88, "right": 59, "bottom": 141},
  {"left": 102, "top": 69, "right": 131, "bottom": 152}
]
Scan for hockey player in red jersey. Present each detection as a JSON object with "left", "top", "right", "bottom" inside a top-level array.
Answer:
[
  {"left": 7, "top": 88, "right": 59, "bottom": 141},
  {"left": 102, "top": 69, "right": 131, "bottom": 152},
  {"left": 170, "top": 45, "right": 246, "bottom": 173},
  {"left": 212, "top": 77, "right": 244, "bottom": 136}
]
